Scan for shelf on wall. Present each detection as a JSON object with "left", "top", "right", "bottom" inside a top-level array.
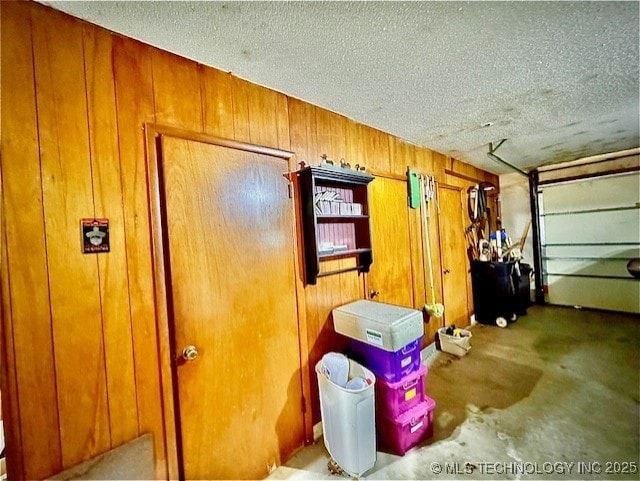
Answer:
[{"left": 297, "top": 165, "right": 375, "bottom": 285}]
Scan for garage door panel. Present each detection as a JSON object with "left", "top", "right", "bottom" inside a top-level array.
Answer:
[
  {"left": 541, "top": 171, "right": 639, "bottom": 314},
  {"left": 542, "top": 174, "right": 640, "bottom": 212},
  {"left": 546, "top": 258, "right": 634, "bottom": 278},
  {"left": 544, "top": 245, "right": 640, "bottom": 258},
  {"left": 547, "top": 275, "right": 639, "bottom": 313},
  {"left": 544, "top": 209, "right": 639, "bottom": 244}
]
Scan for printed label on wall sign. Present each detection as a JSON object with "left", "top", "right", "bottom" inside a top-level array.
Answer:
[
  {"left": 365, "top": 329, "right": 383, "bottom": 346},
  {"left": 81, "top": 218, "right": 110, "bottom": 253}
]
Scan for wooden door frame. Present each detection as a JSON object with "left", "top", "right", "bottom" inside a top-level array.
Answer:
[{"left": 144, "top": 123, "right": 310, "bottom": 479}]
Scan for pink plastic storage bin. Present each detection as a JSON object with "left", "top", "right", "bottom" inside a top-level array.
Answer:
[
  {"left": 377, "top": 396, "right": 436, "bottom": 456},
  {"left": 351, "top": 336, "right": 422, "bottom": 383},
  {"left": 376, "top": 363, "right": 427, "bottom": 418}
]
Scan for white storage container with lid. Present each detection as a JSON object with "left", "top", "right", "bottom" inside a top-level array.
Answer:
[{"left": 332, "top": 300, "right": 424, "bottom": 352}]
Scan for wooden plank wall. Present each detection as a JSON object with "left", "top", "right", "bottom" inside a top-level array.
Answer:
[{"left": 0, "top": 2, "right": 498, "bottom": 479}]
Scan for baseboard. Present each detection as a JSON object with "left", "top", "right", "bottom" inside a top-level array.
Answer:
[
  {"left": 313, "top": 421, "right": 323, "bottom": 441},
  {"left": 420, "top": 342, "right": 437, "bottom": 364}
]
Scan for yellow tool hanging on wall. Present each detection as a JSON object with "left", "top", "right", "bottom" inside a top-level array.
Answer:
[{"left": 420, "top": 174, "right": 444, "bottom": 318}]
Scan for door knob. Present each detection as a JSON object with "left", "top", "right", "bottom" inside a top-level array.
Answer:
[
  {"left": 370, "top": 289, "right": 380, "bottom": 299},
  {"left": 182, "top": 345, "right": 199, "bottom": 362},
  {"left": 443, "top": 268, "right": 450, "bottom": 274}
]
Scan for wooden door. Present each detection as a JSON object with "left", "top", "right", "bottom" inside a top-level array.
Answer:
[
  {"left": 160, "top": 136, "right": 303, "bottom": 479},
  {"left": 438, "top": 185, "right": 470, "bottom": 327},
  {"left": 367, "top": 175, "right": 413, "bottom": 307}
]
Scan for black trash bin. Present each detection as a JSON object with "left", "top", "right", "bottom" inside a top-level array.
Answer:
[
  {"left": 471, "top": 260, "right": 520, "bottom": 326},
  {"left": 515, "top": 263, "right": 533, "bottom": 315}
]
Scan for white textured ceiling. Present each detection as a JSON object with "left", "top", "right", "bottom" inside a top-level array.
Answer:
[{"left": 43, "top": 1, "right": 639, "bottom": 174}]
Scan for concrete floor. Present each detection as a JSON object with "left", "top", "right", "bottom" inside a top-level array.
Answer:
[{"left": 269, "top": 305, "right": 640, "bottom": 480}]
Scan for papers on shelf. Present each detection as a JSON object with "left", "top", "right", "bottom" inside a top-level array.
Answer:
[
  {"left": 318, "top": 242, "right": 349, "bottom": 255},
  {"left": 314, "top": 191, "right": 363, "bottom": 215}
]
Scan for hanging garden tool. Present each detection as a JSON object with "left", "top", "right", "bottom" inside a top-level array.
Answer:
[{"left": 420, "top": 175, "right": 444, "bottom": 318}]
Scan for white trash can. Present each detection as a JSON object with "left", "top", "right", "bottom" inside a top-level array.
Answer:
[{"left": 316, "top": 355, "right": 376, "bottom": 477}]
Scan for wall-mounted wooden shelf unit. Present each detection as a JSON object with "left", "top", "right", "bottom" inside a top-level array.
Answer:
[{"left": 297, "top": 165, "right": 375, "bottom": 285}]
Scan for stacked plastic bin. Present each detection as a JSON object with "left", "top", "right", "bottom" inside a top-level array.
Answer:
[{"left": 333, "top": 300, "right": 436, "bottom": 456}]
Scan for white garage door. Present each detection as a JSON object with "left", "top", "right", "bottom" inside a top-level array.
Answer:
[{"left": 540, "top": 172, "right": 640, "bottom": 313}]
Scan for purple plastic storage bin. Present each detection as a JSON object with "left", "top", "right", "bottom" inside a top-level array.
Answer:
[
  {"left": 376, "top": 363, "right": 427, "bottom": 418},
  {"left": 377, "top": 396, "right": 436, "bottom": 456},
  {"left": 351, "top": 336, "right": 422, "bottom": 382}
]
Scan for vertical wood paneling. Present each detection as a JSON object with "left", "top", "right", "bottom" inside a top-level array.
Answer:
[
  {"left": 403, "top": 140, "right": 416, "bottom": 175},
  {"left": 288, "top": 98, "right": 318, "bottom": 305},
  {"left": 303, "top": 103, "right": 321, "bottom": 164},
  {"left": 0, "top": 3, "right": 59, "bottom": 478},
  {"left": 31, "top": 7, "right": 110, "bottom": 468},
  {"left": 346, "top": 119, "right": 365, "bottom": 169},
  {"left": 231, "top": 76, "right": 251, "bottom": 143},
  {"left": 0, "top": 220, "right": 25, "bottom": 481},
  {"left": 312, "top": 104, "right": 344, "bottom": 340},
  {"left": 314, "top": 107, "right": 354, "bottom": 309},
  {"left": 419, "top": 148, "right": 445, "bottom": 322},
  {"left": 289, "top": 100, "right": 356, "bottom": 425},
  {"left": 450, "top": 158, "right": 472, "bottom": 178},
  {"left": 362, "top": 125, "right": 391, "bottom": 173},
  {"left": 2, "top": 4, "right": 500, "bottom": 475},
  {"left": 425, "top": 186, "right": 445, "bottom": 342},
  {"left": 202, "top": 67, "right": 235, "bottom": 139},
  {"left": 113, "top": 35, "right": 170, "bottom": 479},
  {"left": 287, "top": 98, "right": 320, "bottom": 430},
  {"left": 407, "top": 146, "right": 426, "bottom": 312},
  {"left": 247, "top": 82, "right": 280, "bottom": 147},
  {"left": 314, "top": 107, "right": 334, "bottom": 159},
  {"left": 342, "top": 119, "right": 366, "bottom": 306},
  {"left": 388, "top": 136, "right": 414, "bottom": 177},
  {"left": 390, "top": 137, "right": 416, "bottom": 177},
  {"left": 83, "top": 25, "right": 138, "bottom": 447},
  {"left": 408, "top": 196, "right": 426, "bottom": 307},
  {"left": 329, "top": 111, "right": 348, "bottom": 162},
  {"left": 409, "top": 147, "right": 445, "bottom": 343},
  {"left": 415, "top": 146, "right": 435, "bottom": 174},
  {"left": 432, "top": 151, "right": 448, "bottom": 181},
  {"left": 288, "top": 98, "right": 318, "bottom": 282},
  {"left": 286, "top": 154, "right": 310, "bottom": 442},
  {"left": 152, "top": 49, "right": 203, "bottom": 132},
  {"left": 330, "top": 116, "right": 362, "bottom": 304},
  {"left": 315, "top": 109, "right": 359, "bottom": 303},
  {"left": 287, "top": 98, "right": 307, "bottom": 158},
  {"left": 276, "top": 93, "right": 292, "bottom": 152},
  {"left": 388, "top": 136, "right": 398, "bottom": 173}
]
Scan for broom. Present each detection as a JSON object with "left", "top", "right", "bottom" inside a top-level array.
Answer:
[{"left": 420, "top": 175, "right": 445, "bottom": 318}]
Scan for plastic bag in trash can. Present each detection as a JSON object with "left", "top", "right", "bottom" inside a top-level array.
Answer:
[
  {"left": 345, "top": 376, "right": 369, "bottom": 390},
  {"left": 320, "top": 352, "right": 349, "bottom": 387}
]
